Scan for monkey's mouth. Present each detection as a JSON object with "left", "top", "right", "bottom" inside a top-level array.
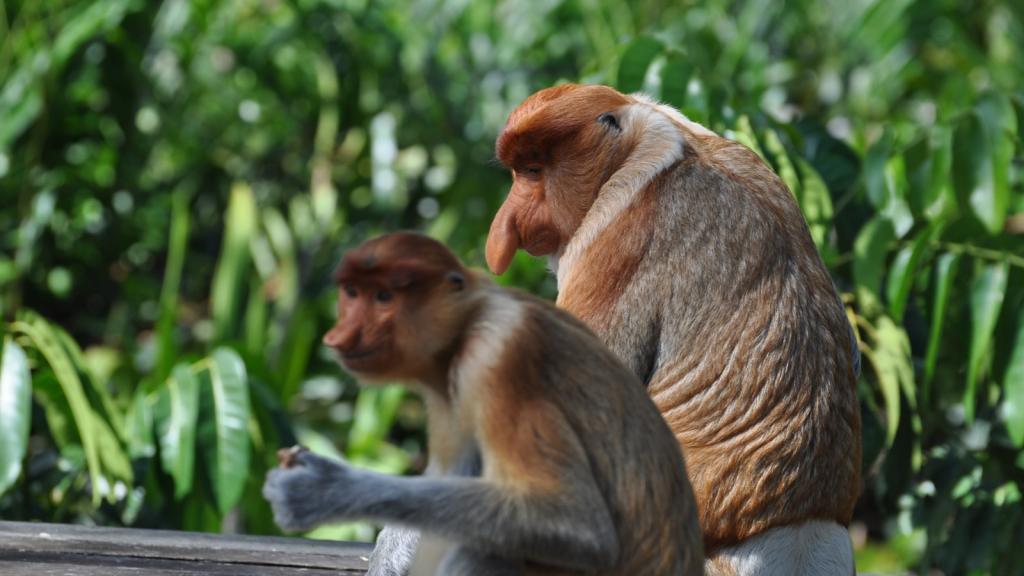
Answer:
[
  {"left": 339, "top": 350, "right": 374, "bottom": 362},
  {"left": 525, "top": 233, "right": 560, "bottom": 257}
]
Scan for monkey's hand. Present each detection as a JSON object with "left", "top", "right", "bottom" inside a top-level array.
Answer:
[{"left": 262, "top": 449, "right": 355, "bottom": 533}]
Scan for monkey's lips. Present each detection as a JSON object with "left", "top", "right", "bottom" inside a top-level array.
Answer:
[{"left": 336, "top": 350, "right": 378, "bottom": 372}]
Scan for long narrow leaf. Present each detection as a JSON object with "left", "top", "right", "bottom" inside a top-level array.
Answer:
[
  {"left": 853, "top": 216, "right": 896, "bottom": 316},
  {"left": 10, "top": 313, "right": 103, "bottom": 504},
  {"left": 154, "top": 190, "right": 192, "bottom": 383},
  {"left": 0, "top": 336, "right": 31, "bottom": 496},
  {"left": 1004, "top": 310, "right": 1024, "bottom": 448},
  {"left": 205, "top": 347, "right": 250, "bottom": 514},
  {"left": 795, "top": 157, "right": 835, "bottom": 254},
  {"left": 965, "top": 262, "right": 1009, "bottom": 423},
  {"left": 923, "top": 253, "right": 960, "bottom": 400},
  {"left": 210, "top": 183, "right": 257, "bottom": 345},
  {"left": 886, "top": 223, "right": 941, "bottom": 320}
]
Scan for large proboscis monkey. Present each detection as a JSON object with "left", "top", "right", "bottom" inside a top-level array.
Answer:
[
  {"left": 263, "top": 232, "right": 704, "bottom": 576},
  {"left": 485, "top": 85, "right": 862, "bottom": 575}
]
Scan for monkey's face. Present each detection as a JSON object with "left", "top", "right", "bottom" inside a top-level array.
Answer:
[
  {"left": 325, "top": 232, "right": 472, "bottom": 384},
  {"left": 486, "top": 84, "right": 634, "bottom": 276}
]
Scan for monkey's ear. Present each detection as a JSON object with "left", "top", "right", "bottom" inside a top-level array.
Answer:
[
  {"left": 596, "top": 113, "right": 621, "bottom": 132},
  {"left": 445, "top": 271, "right": 466, "bottom": 291}
]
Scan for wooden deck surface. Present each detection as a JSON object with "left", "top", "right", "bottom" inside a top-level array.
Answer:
[{"left": 0, "top": 520, "right": 371, "bottom": 575}]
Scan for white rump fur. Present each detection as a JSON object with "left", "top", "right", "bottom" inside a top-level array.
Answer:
[
  {"left": 554, "top": 94, "right": 709, "bottom": 287},
  {"left": 708, "top": 520, "right": 855, "bottom": 576}
]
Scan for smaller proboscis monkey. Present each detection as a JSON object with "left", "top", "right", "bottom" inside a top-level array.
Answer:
[{"left": 262, "top": 232, "right": 704, "bottom": 576}]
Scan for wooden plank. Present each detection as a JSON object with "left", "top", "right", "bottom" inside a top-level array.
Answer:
[{"left": 0, "top": 521, "right": 370, "bottom": 574}]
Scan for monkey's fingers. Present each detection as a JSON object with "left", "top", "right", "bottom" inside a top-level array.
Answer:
[{"left": 277, "top": 445, "right": 310, "bottom": 468}]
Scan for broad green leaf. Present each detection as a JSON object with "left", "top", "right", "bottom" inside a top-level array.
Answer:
[
  {"left": 1004, "top": 310, "right": 1024, "bottom": 447},
  {"left": 0, "top": 336, "right": 31, "bottom": 496},
  {"left": 953, "top": 110, "right": 1007, "bottom": 234},
  {"left": 11, "top": 312, "right": 103, "bottom": 504},
  {"left": 762, "top": 130, "right": 800, "bottom": 200},
  {"left": 617, "top": 36, "right": 663, "bottom": 94},
  {"left": 156, "top": 364, "right": 200, "bottom": 499},
  {"left": 864, "top": 126, "right": 894, "bottom": 209},
  {"left": 886, "top": 223, "right": 941, "bottom": 320},
  {"left": 924, "top": 253, "right": 960, "bottom": 390},
  {"left": 658, "top": 54, "right": 692, "bottom": 110},
  {"left": 210, "top": 183, "right": 257, "bottom": 345},
  {"left": 795, "top": 158, "right": 835, "bottom": 254},
  {"left": 155, "top": 190, "right": 192, "bottom": 384},
  {"left": 925, "top": 125, "right": 954, "bottom": 221},
  {"left": 125, "top": 386, "right": 155, "bottom": 461},
  {"left": 853, "top": 216, "right": 895, "bottom": 316},
  {"left": 205, "top": 347, "right": 251, "bottom": 514},
  {"left": 965, "top": 262, "right": 1009, "bottom": 424}
]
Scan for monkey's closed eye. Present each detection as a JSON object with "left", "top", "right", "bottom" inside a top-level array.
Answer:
[
  {"left": 345, "top": 285, "right": 357, "bottom": 298},
  {"left": 375, "top": 289, "right": 393, "bottom": 303},
  {"left": 525, "top": 167, "right": 542, "bottom": 174},
  {"left": 596, "top": 113, "right": 621, "bottom": 131}
]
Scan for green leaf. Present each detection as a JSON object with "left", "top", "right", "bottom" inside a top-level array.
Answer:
[
  {"left": 864, "top": 126, "right": 894, "bottom": 209},
  {"left": 853, "top": 216, "right": 895, "bottom": 316},
  {"left": 886, "top": 223, "right": 941, "bottom": 320},
  {"left": 156, "top": 364, "right": 200, "bottom": 499},
  {"left": 658, "top": 53, "right": 692, "bottom": 109},
  {"left": 11, "top": 311, "right": 103, "bottom": 505},
  {"left": 617, "top": 36, "right": 663, "bottom": 94},
  {"left": 210, "top": 183, "right": 257, "bottom": 345},
  {"left": 964, "top": 262, "right": 1009, "bottom": 424},
  {"left": 731, "top": 115, "right": 767, "bottom": 162},
  {"left": 348, "top": 384, "right": 406, "bottom": 457},
  {"left": 795, "top": 157, "right": 835, "bottom": 254},
  {"left": 953, "top": 109, "right": 1009, "bottom": 234},
  {"left": 862, "top": 315, "right": 920, "bottom": 456},
  {"left": 204, "top": 347, "right": 251, "bottom": 514},
  {"left": 762, "top": 129, "right": 801, "bottom": 200},
  {"left": 1004, "top": 310, "right": 1024, "bottom": 447},
  {"left": 924, "top": 253, "right": 960, "bottom": 390},
  {"left": 154, "top": 190, "right": 192, "bottom": 384},
  {"left": 0, "top": 336, "right": 32, "bottom": 496},
  {"left": 94, "top": 417, "right": 133, "bottom": 489},
  {"left": 125, "top": 385, "right": 155, "bottom": 461}
]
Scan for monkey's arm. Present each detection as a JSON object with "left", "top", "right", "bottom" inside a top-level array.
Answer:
[{"left": 262, "top": 450, "right": 618, "bottom": 571}]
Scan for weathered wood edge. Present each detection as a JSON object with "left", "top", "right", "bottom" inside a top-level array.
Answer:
[{"left": 0, "top": 520, "right": 371, "bottom": 571}]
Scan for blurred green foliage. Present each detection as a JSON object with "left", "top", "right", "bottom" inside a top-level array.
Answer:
[{"left": 0, "top": 0, "right": 1022, "bottom": 574}]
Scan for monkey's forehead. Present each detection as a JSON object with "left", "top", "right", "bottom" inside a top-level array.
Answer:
[
  {"left": 497, "top": 85, "right": 633, "bottom": 163},
  {"left": 334, "top": 233, "right": 464, "bottom": 287}
]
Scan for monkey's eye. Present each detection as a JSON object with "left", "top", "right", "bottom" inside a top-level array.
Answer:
[
  {"left": 525, "top": 167, "right": 542, "bottom": 175},
  {"left": 375, "top": 289, "right": 393, "bottom": 303},
  {"left": 344, "top": 285, "right": 357, "bottom": 299}
]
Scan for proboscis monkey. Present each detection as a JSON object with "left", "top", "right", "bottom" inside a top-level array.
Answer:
[
  {"left": 263, "top": 232, "right": 704, "bottom": 576},
  {"left": 485, "top": 84, "right": 862, "bottom": 575}
]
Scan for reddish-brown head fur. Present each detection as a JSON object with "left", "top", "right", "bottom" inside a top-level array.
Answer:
[
  {"left": 325, "top": 232, "right": 473, "bottom": 385},
  {"left": 487, "top": 84, "right": 636, "bottom": 275}
]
